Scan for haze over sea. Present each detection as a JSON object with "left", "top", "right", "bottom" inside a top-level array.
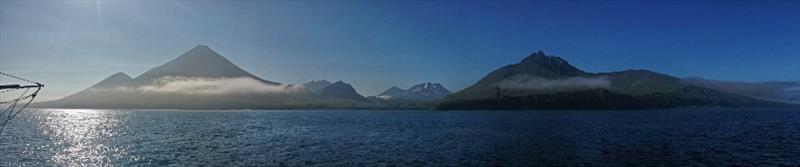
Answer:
[{"left": 2, "top": 108, "right": 798, "bottom": 166}]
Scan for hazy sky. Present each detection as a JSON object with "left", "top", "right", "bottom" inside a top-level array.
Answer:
[{"left": 1, "top": 0, "right": 799, "bottom": 101}]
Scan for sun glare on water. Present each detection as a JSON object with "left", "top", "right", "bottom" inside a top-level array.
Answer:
[{"left": 37, "top": 109, "right": 133, "bottom": 166}]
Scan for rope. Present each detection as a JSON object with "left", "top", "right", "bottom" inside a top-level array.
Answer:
[
  {"left": 0, "top": 72, "right": 38, "bottom": 85},
  {"left": 0, "top": 72, "right": 42, "bottom": 137},
  {"left": 0, "top": 90, "right": 37, "bottom": 104},
  {"left": 0, "top": 87, "right": 38, "bottom": 135},
  {"left": 0, "top": 88, "right": 21, "bottom": 94}
]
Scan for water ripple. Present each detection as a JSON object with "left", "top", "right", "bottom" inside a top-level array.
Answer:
[{"left": 1, "top": 108, "right": 799, "bottom": 166}]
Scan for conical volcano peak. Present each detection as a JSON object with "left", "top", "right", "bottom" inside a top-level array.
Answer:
[
  {"left": 191, "top": 44, "right": 209, "bottom": 49},
  {"left": 109, "top": 72, "right": 133, "bottom": 80},
  {"left": 178, "top": 45, "right": 223, "bottom": 60},
  {"left": 191, "top": 44, "right": 211, "bottom": 51},
  {"left": 90, "top": 72, "right": 133, "bottom": 89},
  {"left": 132, "top": 45, "right": 280, "bottom": 85}
]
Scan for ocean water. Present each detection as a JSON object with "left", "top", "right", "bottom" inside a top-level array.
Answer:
[{"left": 1, "top": 108, "right": 799, "bottom": 166}]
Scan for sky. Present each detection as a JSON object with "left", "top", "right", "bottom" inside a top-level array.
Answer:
[{"left": 1, "top": 0, "right": 799, "bottom": 101}]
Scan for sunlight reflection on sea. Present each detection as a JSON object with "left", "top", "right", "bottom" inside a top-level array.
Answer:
[
  {"left": 2, "top": 108, "right": 799, "bottom": 166},
  {"left": 34, "top": 109, "right": 134, "bottom": 166}
]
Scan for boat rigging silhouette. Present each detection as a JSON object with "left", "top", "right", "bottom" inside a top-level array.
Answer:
[{"left": 0, "top": 72, "right": 43, "bottom": 136}]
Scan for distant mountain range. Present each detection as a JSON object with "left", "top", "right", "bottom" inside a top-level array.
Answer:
[
  {"left": 682, "top": 77, "right": 800, "bottom": 104},
  {"left": 321, "top": 81, "right": 367, "bottom": 100},
  {"left": 35, "top": 45, "right": 376, "bottom": 109},
  {"left": 360, "top": 83, "right": 452, "bottom": 109},
  {"left": 34, "top": 46, "right": 797, "bottom": 110},
  {"left": 437, "top": 51, "right": 796, "bottom": 110},
  {"left": 376, "top": 83, "right": 451, "bottom": 101},
  {"left": 302, "top": 80, "right": 333, "bottom": 93}
]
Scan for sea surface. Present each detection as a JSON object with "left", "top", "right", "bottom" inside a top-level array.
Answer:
[{"left": 1, "top": 108, "right": 799, "bottom": 166}]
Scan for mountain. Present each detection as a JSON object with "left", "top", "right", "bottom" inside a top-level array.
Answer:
[
  {"left": 40, "top": 72, "right": 138, "bottom": 108},
  {"left": 89, "top": 72, "right": 133, "bottom": 89},
  {"left": 377, "top": 83, "right": 451, "bottom": 101},
  {"left": 682, "top": 77, "right": 800, "bottom": 104},
  {"left": 438, "top": 51, "right": 795, "bottom": 110},
  {"left": 35, "top": 45, "right": 375, "bottom": 109},
  {"left": 302, "top": 80, "right": 332, "bottom": 93},
  {"left": 321, "top": 81, "right": 366, "bottom": 100},
  {"left": 378, "top": 86, "right": 405, "bottom": 97},
  {"left": 474, "top": 51, "right": 586, "bottom": 85},
  {"left": 132, "top": 45, "right": 279, "bottom": 86}
]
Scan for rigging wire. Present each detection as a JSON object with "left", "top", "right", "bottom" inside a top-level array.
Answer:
[{"left": 0, "top": 72, "right": 43, "bottom": 137}]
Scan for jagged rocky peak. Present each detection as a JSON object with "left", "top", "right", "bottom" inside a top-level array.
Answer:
[
  {"left": 321, "top": 80, "right": 365, "bottom": 100},
  {"left": 303, "top": 80, "right": 333, "bottom": 93},
  {"left": 521, "top": 50, "right": 562, "bottom": 64},
  {"left": 305, "top": 80, "right": 332, "bottom": 86},
  {"left": 520, "top": 50, "right": 586, "bottom": 76},
  {"left": 379, "top": 86, "right": 405, "bottom": 96},
  {"left": 327, "top": 81, "right": 353, "bottom": 89},
  {"left": 407, "top": 82, "right": 451, "bottom": 97},
  {"left": 410, "top": 82, "right": 445, "bottom": 91},
  {"left": 378, "top": 82, "right": 451, "bottom": 101}
]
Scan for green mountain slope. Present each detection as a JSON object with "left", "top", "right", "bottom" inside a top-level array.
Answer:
[{"left": 439, "top": 51, "right": 794, "bottom": 110}]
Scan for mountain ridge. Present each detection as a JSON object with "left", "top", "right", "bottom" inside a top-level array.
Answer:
[
  {"left": 90, "top": 72, "right": 133, "bottom": 89},
  {"left": 132, "top": 45, "right": 280, "bottom": 86},
  {"left": 303, "top": 80, "right": 333, "bottom": 93},
  {"left": 682, "top": 77, "right": 800, "bottom": 104},
  {"left": 439, "top": 51, "right": 795, "bottom": 110},
  {"left": 376, "top": 83, "right": 451, "bottom": 101},
  {"left": 34, "top": 45, "right": 375, "bottom": 109},
  {"left": 33, "top": 47, "right": 796, "bottom": 110},
  {"left": 321, "top": 81, "right": 366, "bottom": 100}
]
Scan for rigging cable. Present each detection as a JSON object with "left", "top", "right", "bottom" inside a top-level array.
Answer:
[{"left": 0, "top": 72, "right": 43, "bottom": 136}]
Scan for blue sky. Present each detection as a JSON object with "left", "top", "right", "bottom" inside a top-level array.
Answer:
[{"left": 1, "top": 0, "right": 798, "bottom": 101}]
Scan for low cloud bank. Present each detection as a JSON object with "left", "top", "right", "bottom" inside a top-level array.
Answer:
[
  {"left": 92, "top": 76, "right": 302, "bottom": 95},
  {"left": 494, "top": 75, "right": 610, "bottom": 90}
]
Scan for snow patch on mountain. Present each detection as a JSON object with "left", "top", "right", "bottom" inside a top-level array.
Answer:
[{"left": 377, "top": 82, "right": 451, "bottom": 101}]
